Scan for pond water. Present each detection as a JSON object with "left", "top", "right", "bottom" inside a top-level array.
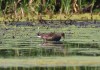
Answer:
[
  {"left": 0, "top": 20, "right": 100, "bottom": 69},
  {"left": 0, "top": 66, "right": 100, "bottom": 70}
]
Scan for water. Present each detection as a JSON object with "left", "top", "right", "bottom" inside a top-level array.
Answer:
[
  {"left": 0, "top": 21, "right": 100, "bottom": 69},
  {"left": 0, "top": 66, "right": 100, "bottom": 70}
]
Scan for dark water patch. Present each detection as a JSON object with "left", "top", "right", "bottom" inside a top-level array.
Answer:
[
  {"left": 0, "top": 66, "right": 100, "bottom": 70},
  {"left": 0, "top": 48, "right": 66, "bottom": 58},
  {"left": 0, "top": 20, "right": 100, "bottom": 27},
  {"left": 37, "top": 20, "right": 100, "bottom": 28},
  {"left": 6, "top": 21, "right": 35, "bottom": 27},
  {"left": 64, "top": 42, "right": 100, "bottom": 48},
  {"left": 75, "top": 51, "right": 100, "bottom": 56},
  {"left": 0, "top": 49, "right": 15, "bottom": 58},
  {"left": 0, "top": 42, "right": 100, "bottom": 58},
  {"left": 2, "top": 20, "right": 100, "bottom": 28}
]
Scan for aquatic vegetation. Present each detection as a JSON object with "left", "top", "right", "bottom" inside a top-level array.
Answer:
[{"left": 0, "top": 21, "right": 100, "bottom": 69}]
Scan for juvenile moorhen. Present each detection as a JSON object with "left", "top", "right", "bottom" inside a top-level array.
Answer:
[{"left": 37, "top": 32, "right": 65, "bottom": 42}]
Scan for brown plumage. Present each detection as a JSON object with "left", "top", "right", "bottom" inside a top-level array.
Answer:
[{"left": 37, "top": 32, "right": 65, "bottom": 41}]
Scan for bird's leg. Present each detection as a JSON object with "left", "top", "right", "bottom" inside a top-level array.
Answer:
[{"left": 43, "top": 39, "right": 47, "bottom": 43}]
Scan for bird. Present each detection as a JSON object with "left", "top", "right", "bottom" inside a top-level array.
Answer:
[{"left": 37, "top": 32, "right": 65, "bottom": 42}]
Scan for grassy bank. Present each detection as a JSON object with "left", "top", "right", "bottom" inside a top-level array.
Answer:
[
  {"left": 0, "top": 56, "right": 100, "bottom": 67},
  {"left": 0, "top": 13, "right": 100, "bottom": 21}
]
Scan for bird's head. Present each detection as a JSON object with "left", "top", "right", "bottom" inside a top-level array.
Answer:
[{"left": 61, "top": 33, "right": 65, "bottom": 39}]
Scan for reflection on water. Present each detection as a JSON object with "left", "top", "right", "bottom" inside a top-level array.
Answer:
[
  {"left": 39, "top": 41, "right": 64, "bottom": 48},
  {"left": 0, "top": 42, "right": 100, "bottom": 58},
  {"left": 0, "top": 66, "right": 100, "bottom": 70},
  {"left": 0, "top": 41, "right": 67, "bottom": 58},
  {"left": 39, "top": 41, "right": 67, "bottom": 56}
]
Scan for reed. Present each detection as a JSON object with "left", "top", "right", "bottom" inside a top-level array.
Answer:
[{"left": 0, "top": 0, "right": 99, "bottom": 21}]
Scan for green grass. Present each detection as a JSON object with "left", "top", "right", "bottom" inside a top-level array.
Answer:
[
  {"left": 0, "top": 13, "right": 100, "bottom": 21},
  {"left": 0, "top": 56, "right": 100, "bottom": 67}
]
